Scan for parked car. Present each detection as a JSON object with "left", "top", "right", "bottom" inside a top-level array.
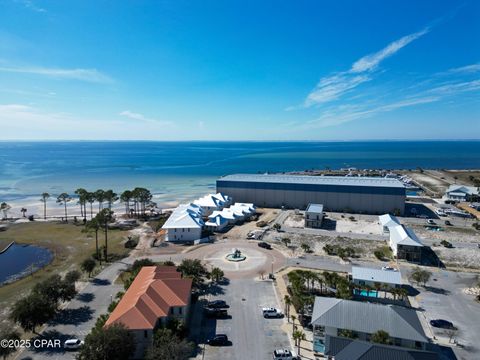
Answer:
[
  {"left": 206, "top": 334, "right": 229, "bottom": 346},
  {"left": 272, "top": 349, "right": 299, "bottom": 360},
  {"left": 445, "top": 220, "right": 452, "bottom": 226},
  {"left": 204, "top": 307, "right": 228, "bottom": 318},
  {"left": 263, "top": 307, "right": 284, "bottom": 318},
  {"left": 430, "top": 319, "right": 455, "bottom": 329},
  {"left": 207, "top": 300, "right": 229, "bottom": 308},
  {"left": 64, "top": 339, "right": 84, "bottom": 350},
  {"left": 258, "top": 242, "right": 272, "bottom": 250},
  {"left": 381, "top": 266, "right": 397, "bottom": 271},
  {"left": 426, "top": 219, "right": 436, "bottom": 225}
]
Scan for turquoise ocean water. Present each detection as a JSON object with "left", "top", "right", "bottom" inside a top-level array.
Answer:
[{"left": 0, "top": 141, "right": 479, "bottom": 205}]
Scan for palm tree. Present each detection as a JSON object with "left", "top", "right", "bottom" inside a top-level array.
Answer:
[
  {"left": 85, "top": 219, "right": 102, "bottom": 265},
  {"left": 75, "top": 188, "right": 88, "bottom": 220},
  {"left": 56, "top": 193, "right": 72, "bottom": 222},
  {"left": 86, "top": 192, "right": 96, "bottom": 219},
  {"left": 96, "top": 208, "right": 113, "bottom": 262},
  {"left": 40, "top": 192, "right": 50, "bottom": 220},
  {"left": 284, "top": 295, "right": 292, "bottom": 319},
  {"left": 373, "top": 282, "right": 382, "bottom": 298},
  {"left": 291, "top": 315, "right": 297, "bottom": 333},
  {"left": 94, "top": 189, "right": 106, "bottom": 211},
  {"left": 210, "top": 267, "right": 224, "bottom": 283},
  {"left": 292, "top": 330, "right": 306, "bottom": 356},
  {"left": 120, "top": 190, "right": 133, "bottom": 216},
  {"left": 20, "top": 207, "right": 27, "bottom": 218},
  {"left": 0, "top": 202, "right": 11, "bottom": 220},
  {"left": 300, "top": 243, "right": 311, "bottom": 253},
  {"left": 104, "top": 190, "right": 119, "bottom": 210}
]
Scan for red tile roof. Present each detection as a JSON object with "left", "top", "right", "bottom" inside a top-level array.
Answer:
[{"left": 105, "top": 266, "right": 192, "bottom": 330}]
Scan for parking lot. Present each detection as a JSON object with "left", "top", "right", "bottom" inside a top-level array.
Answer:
[{"left": 197, "top": 278, "right": 291, "bottom": 360}]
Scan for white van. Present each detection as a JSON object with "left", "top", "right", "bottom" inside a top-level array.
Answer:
[{"left": 272, "top": 349, "right": 299, "bottom": 360}]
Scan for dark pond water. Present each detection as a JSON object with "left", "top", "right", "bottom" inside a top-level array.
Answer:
[{"left": 0, "top": 243, "right": 53, "bottom": 285}]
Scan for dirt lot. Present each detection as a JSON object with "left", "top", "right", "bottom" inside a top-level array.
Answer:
[
  {"left": 262, "top": 230, "right": 383, "bottom": 261},
  {"left": 284, "top": 212, "right": 383, "bottom": 235}
]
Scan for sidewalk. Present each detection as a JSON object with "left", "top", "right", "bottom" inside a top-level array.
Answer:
[{"left": 275, "top": 267, "right": 323, "bottom": 360}]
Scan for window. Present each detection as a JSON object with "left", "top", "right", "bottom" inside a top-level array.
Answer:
[
  {"left": 179, "top": 307, "right": 182, "bottom": 314},
  {"left": 188, "top": 228, "right": 190, "bottom": 232},
  {"left": 144, "top": 330, "right": 148, "bottom": 338}
]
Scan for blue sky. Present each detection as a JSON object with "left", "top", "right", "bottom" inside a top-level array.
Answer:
[{"left": 0, "top": 0, "right": 479, "bottom": 140}]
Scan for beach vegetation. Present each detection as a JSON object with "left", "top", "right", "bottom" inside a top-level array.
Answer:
[
  {"left": 0, "top": 329, "right": 20, "bottom": 359},
  {"left": 0, "top": 202, "right": 11, "bottom": 220},
  {"left": 85, "top": 218, "right": 101, "bottom": 264},
  {"left": 95, "top": 208, "right": 114, "bottom": 262},
  {"left": 177, "top": 259, "right": 209, "bottom": 289},
  {"left": 40, "top": 192, "right": 50, "bottom": 219},
  {"left": 210, "top": 267, "right": 224, "bottom": 283},
  {"left": 410, "top": 267, "right": 432, "bottom": 287},
  {"left": 75, "top": 188, "right": 88, "bottom": 220}
]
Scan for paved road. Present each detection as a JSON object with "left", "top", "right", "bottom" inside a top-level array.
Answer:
[
  {"left": 199, "top": 279, "right": 291, "bottom": 360},
  {"left": 18, "top": 261, "right": 128, "bottom": 360}
]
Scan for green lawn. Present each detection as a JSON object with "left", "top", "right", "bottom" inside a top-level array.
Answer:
[{"left": 0, "top": 221, "right": 131, "bottom": 332}]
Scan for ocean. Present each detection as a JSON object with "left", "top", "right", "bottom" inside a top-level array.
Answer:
[{"left": 0, "top": 141, "right": 479, "bottom": 209}]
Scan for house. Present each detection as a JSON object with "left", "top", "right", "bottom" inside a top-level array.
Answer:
[
  {"left": 205, "top": 213, "right": 229, "bottom": 232},
  {"left": 311, "top": 297, "right": 429, "bottom": 355},
  {"left": 379, "top": 214, "right": 424, "bottom": 263},
  {"left": 105, "top": 266, "right": 192, "bottom": 359},
  {"left": 162, "top": 203, "right": 204, "bottom": 242},
  {"left": 305, "top": 203, "right": 324, "bottom": 228},
  {"left": 388, "top": 224, "right": 423, "bottom": 262},
  {"left": 351, "top": 266, "right": 402, "bottom": 290},
  {"left": 324, "top": 336, "right": 438, "bottom": 360},
  {"left": 445, "top": 185, "right": 479, "bottom": 202},
  {"left": 378, "top": 214, "right": 400, "bottom": 233}
]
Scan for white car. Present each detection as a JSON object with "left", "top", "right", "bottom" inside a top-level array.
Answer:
[
  {"left": 382, "top": 266, "right": 397, "bottom": 271},
  {"left": 272, "top": 349, "right": 299, "bottom": 360},
  {"left": 64, "top": 338, "right": 84, "bottom": 350},
  {"left": 263, "top": 307, "right": 284, "bottom": 318}
]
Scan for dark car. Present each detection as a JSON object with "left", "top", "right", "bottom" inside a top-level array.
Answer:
[
  {"left": 207, "top": 300, "right": 228, "bottom": 308},
  {"left": 204, "top": 308, "right": 228, "bottom": 318},
  {"left": 206, "top": 334, "right": 229, "bottom": 346},
  {"left": 430, "top": 319, "right": 455, "bottom": 329},
  {"left": 258, "top": 242, "right": 272, "bottom": 250}
]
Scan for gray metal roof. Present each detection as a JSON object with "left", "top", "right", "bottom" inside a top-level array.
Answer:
[
  {"left": 311, "top": 298, "right": 427, "bottom": 343},
  {"left": 218, "top": 174, "right": 405, "bottom": 188},
  {"left": 351, "top": 266, "right": 402, "bottom": 285},
  {"left": 306, "top": 203, "right": 324, "bottom": 213},
  {"left": 325, "top": 336, "right": 439, "bottom": 360}
]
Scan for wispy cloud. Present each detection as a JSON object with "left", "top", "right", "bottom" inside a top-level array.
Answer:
[
  {"left": 119, "top": 110, "right": 172, "bottom": 126},
  {"left": 0, "top": 66, "right": 113, "bottom": 83},
  {"left": 300, "top": 27, "right": 430, "bottom": 108},
  {"left": 445, "top": 63, "right": 480, "bottom": 74},
  {"left": 15, "top": 0, "right": 46, "bottom": 13}
]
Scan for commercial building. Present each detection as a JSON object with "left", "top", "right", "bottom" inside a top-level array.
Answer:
[
  {"left": 311, "top": 297, "right": 429, "bottom": 355},
  {"left": 217, "top": 174, "right": 406, "bottom": 215},
  {"left": 305, "top": 203, "right": 324, "bottom": 228},
  {"left": 105, "top": 266, "right": 192, "bottom": 359},
  {"left": 351, "top": 266, "right": 402, "bottom": 290}
]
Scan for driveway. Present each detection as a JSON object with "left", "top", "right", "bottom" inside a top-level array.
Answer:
[{"left": 18, "top": 261, "right": 128, "bottom": 360}]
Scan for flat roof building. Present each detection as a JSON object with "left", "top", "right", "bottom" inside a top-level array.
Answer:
[
  {"left": 305, "top": 203, "right": 324, "bottom": 228},
  {"left": 351, "top": 266, "right": 402, "bottom": 289},
  {"left": 217, "top": 174, "right": 405, "bottom": 215}
]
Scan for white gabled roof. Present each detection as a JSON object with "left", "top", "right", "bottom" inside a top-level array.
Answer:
[
  {"left": 162, "top": 203, "right": 204, "bottom": 229},
  {"left": 389, "top": 224, "right": 423, "bottom": 247},
  {"left": 446, "top": 185, "right": 479, "bottom": 196},
  {"left": 205, "top": 216, "right": 229, "bottom": 227},
  {"left": 378, "top": 214, "right": 400, "bottom": 228}
]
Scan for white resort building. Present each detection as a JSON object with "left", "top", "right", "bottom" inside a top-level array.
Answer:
[
  {"left": 162, "top": 203, "right": 204, "bottom": 242},
  {"left": 162, "top": 193, "right": 254, "bottom": 241}
]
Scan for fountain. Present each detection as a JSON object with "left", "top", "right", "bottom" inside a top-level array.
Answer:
[{"left": 225, "top": 248, "right": 246, "bottom": 262}]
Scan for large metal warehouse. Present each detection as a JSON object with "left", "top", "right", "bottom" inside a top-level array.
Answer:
[{"left": 216, "top": 174, "right": 406, "bottom": 215}]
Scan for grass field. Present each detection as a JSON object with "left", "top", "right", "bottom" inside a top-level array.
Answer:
[{"left": 0, "top": 221, "right": 130, "bottom": 331}]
